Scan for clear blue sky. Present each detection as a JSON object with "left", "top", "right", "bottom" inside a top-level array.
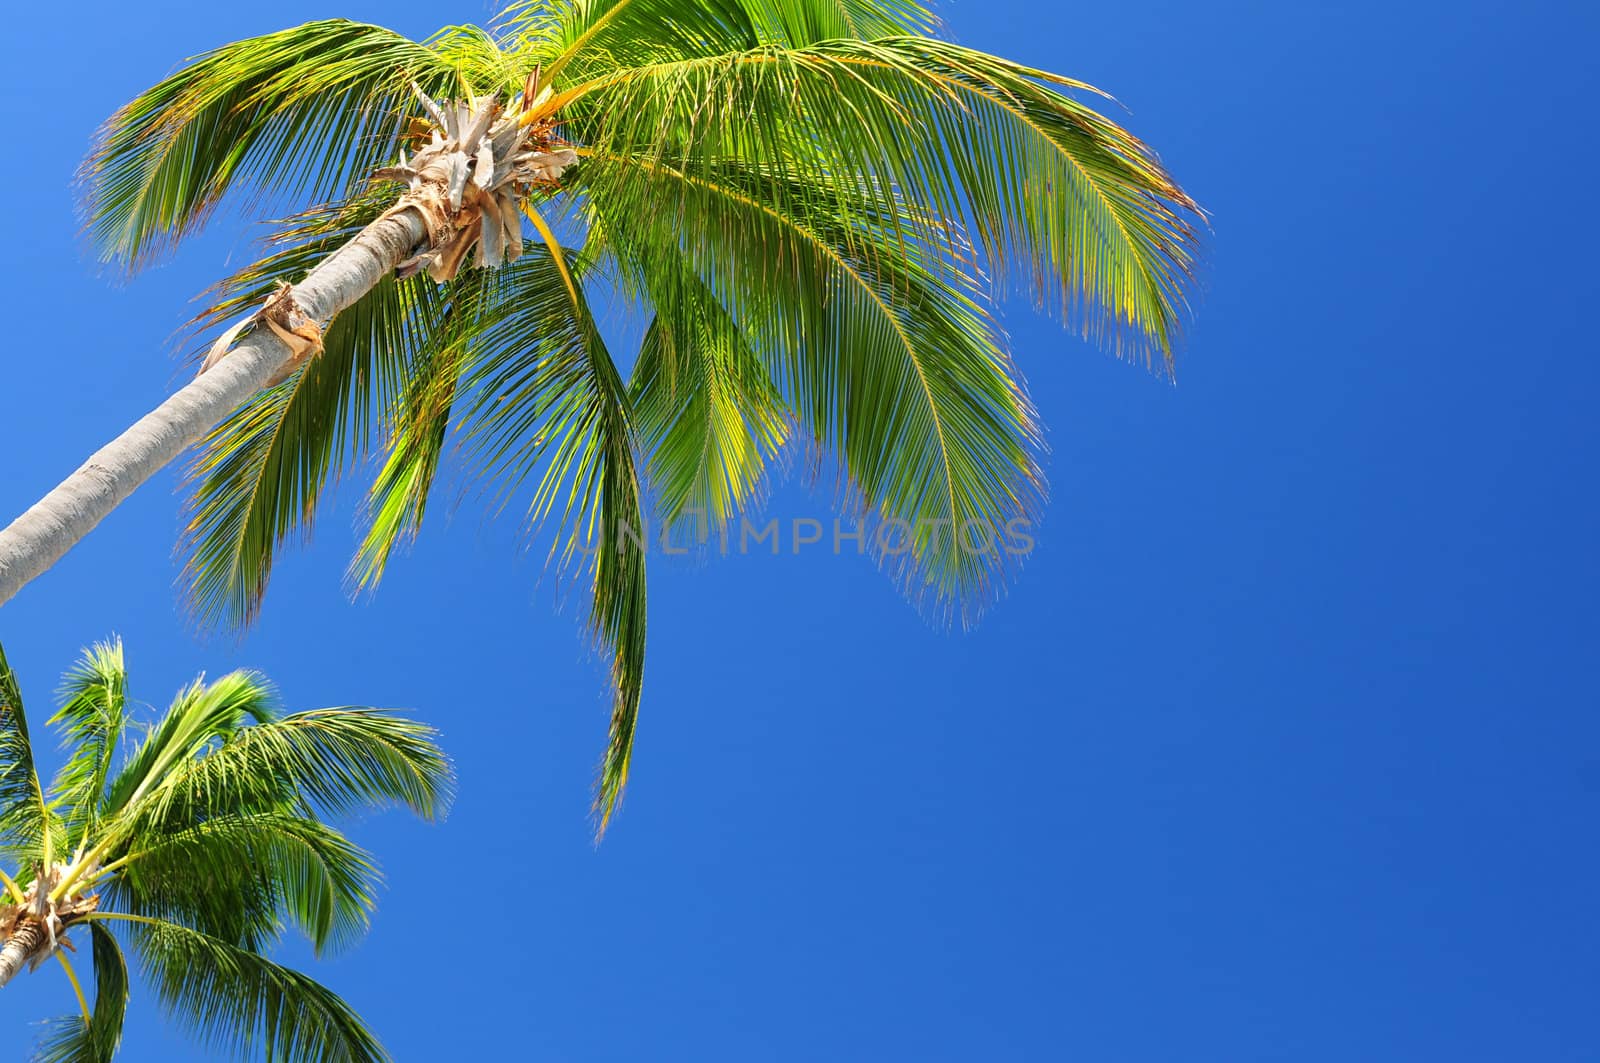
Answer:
[{"left": 2, "top": 1, "right": 1596, "bottom": 1059}]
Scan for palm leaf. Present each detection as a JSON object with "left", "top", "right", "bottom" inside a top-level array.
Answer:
[
  {"left": 0, "top": 642, "right": 63, "bottom": 869},
  {"left": 47, "top": 639, "right": 129, "bottom": 847},
  {"left": 570, "top": 35, "right": 1202, "bottom": 364},
  {"left": 509, "top": 0, "right": 937, "bottom": 81},
  {"left": 82, "top": 20, "right": 468, "bottom": 267},
  {"left": 595, "top": 159, "right": 1042, "bottom": 614},
  {"left": 33, "top": 924, "right": 128, "bottom": 1063},
  {"left": 121, "top": 709, "right": 453, "bottom": 835},
  {"left": 109, "top": 813, "right": 378, "bottom": 956},
  {"left": 348, "top": 272, "right": 498, "bottom": 590},
  {"left": 102, "top": 670, "right": 278, "bottom": 825},
  {"left": 627, "top": 263, "right": 791, "bottom": 532},
  {"left": 105, "top": 914, "right": 386, "bottom": 1063},
  {"left": 445, "top": 234, "right": 647, "bottom": 830}
]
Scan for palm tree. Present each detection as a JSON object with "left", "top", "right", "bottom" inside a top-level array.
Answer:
[
  {"left": 0, "top": 1, "right": 1203, "bottom": 827},
  {"left": 0, "top": 638, "right": 452, "bottom": 1061}
]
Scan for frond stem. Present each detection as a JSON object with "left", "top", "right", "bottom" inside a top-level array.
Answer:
[
  {"left": 54, "top": 950, "right": 91, "bottom": 1023},
  {"left": 522, "top": 205, "right": 582, "bottom": 311},
  {"left": 540, "top": 0, "right": 640, "bottom": 86},
  {"left": 0, "top": 866, "right": 26, "bottom": 905}
]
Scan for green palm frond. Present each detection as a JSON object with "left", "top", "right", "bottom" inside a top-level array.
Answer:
[
  {"left": 83, "top": 20, "right": 466, "bottom": 268},
  {"left": 595, "top": 160, "right": 1041, "bottom": 613},
  {"left": 103, "top": 670, "right": 278, "bottom": 824},
  {"left": 48, "top": 640, "right": 129, "bottom": 847},
  {"left": 104, "top": 914, "right": 386, "bottom": 1063},
  {"left": 122, "top": 709, "right": 453, "bottom": 834},
  {"left": 347, "top": 289, "right": 478, "bottom": 589},
  {"left": 527, "top": 0, "right": 756, "bottom": 76},
  {"left": 110, "top": 814, "right": 378, "bottom": 955},
  {"left": 571, "top": 35, "right": 1201, "bottom": 364},
  {"left": 508, "top": 0, "right": 937, "bottom": 76},
  {"left": 628, "top": 264, "right": 792, "bottom": 532},
  {"left": 0, "top": 643, "right": 63, "bottom": 872},
  {"left": 738, "top": 0, "right": 939, "bottom": 44},
  {"left": 106, "top": 825, "right": 284, "bottom": 954},
  {"left": 34, "top": 924, "right": 128, "bottom": 1063},
  {"left": 441, "top": 236, "right": 646, "bottom": 830}
]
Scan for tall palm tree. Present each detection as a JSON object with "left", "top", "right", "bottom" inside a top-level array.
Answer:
[
  {"left": 0, "top": 638, "right": 452, "bottom": 1061},
  {"left": 0, "top": 1, "right": 1203, "bottom": 827}
]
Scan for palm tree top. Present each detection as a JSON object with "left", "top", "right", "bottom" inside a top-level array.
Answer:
[
  {"left": 0, "top": 638, "right": 453, "bottom": 1061},
  {"left": 78, "top": 0, "right": 1204, "bottom": 832}
]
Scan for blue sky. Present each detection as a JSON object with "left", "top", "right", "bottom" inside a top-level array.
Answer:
[{"left": 2, "top": 0, "right": 1597, "bottom": 1059}]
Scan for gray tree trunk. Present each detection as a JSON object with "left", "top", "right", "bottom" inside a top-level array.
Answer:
[
  {"left": 0, "top": 920, "right": 44, "bottom": 988},
  {"left": 0, "top": 210, "right": 427, "bottom": 607}
]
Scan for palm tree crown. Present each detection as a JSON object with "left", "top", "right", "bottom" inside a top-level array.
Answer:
[
  {"left": 75, "top": 0, "right": 1203, "bottom": 829},
  {"left": 0, "top": 639, "right": 452, "bottom": 1061}
]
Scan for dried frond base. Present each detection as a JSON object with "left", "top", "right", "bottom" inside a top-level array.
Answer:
[
  {"left": 381, "top": 84, "right": 578, "bottom": 284},
  {"left": 197, "top": 281, "right": 324, "bottom": 381}
]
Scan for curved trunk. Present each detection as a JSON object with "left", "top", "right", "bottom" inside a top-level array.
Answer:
[
  {"left": 0, "top": 210, "right": 427, "bottom": 607},
  {"left": 0, "top": 920, "right": 44, "bottom": 988}
]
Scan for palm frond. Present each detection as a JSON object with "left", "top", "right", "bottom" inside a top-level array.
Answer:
[
  {"left": 508, "top": 0, "right": 936, "bottom": 80},
  {"left": 33, "top": 924, "right": 127, "bottom": 1063},
  {"left": 595, "top": 159, "right": 1042, "bottom": 615},
  {"left": 0, "top": 642, "right": 63, "bottom": 870},
  {"left": 82, "top": 19, "right": 467, "bottom": 268},
  {"left": 123, "top": 710, "right": 452, "bottom": 834},
  {"left": 743, "top": 0, "right": 939, "bottom": 43},
  {"left": 628, "top": 264, "right": 791, "bottom": 531},
  {"left": 48, "top": 639, "right": 129, "bottom": 847},
  {"left": 107, "top": 914, "right": 387, "bottom": 1063},
  {"left": 445, "top": 238, "right": 646, "bottom": 829},
  {"left": 110, "top": 813, "right": 378, "bottom": 956},
  {"left": 103, "top": 671, "right": 278, "bottom": 824},
  {"left": 348, "top": 272, "right": 498, "bottom": 590},
  {"left": 523, "top": 0, "right": 758, "bottom": 81},
  {"left": 570, "top": 35, "right": 1202, "bottom": 365}
]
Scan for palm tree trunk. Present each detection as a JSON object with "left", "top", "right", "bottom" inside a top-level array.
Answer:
[
  {"left": 0, "top": 919, "right": 44, "bottom": 988},
  {"left": 0, "top": 210, "right": 427, "bottom": 607}
]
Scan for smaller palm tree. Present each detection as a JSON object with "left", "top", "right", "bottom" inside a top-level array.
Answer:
[{"left": 0, "top": 638, "right": 452, "bottom": 1062}]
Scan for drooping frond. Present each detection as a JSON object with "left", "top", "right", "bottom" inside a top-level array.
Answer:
[
  {"left": 0, "top": 642, "right": 63, "bottom": 869},
  {"left": 109, "top": 813, "right": 379, "bottom": 956},
  {"left": 107, "top": 915, "right": 386, "bottom": 1063},
  {"left": 594, "top": 159, "right": 1042, "bottom": 614},
  {"left": 105, "top": 822, "right": 284, "bottom": 954},
  {"left": 442, "top": 236, "right": 646, "bottom": 830},
  {"left": 33, "top": 924, "right": 128, "bottom": 1063},
  {"left": 183, "top": 197, "right": 444, "bottom": 627},
  {"left": 82, "top": 20, "right": 470, "bottom": 268},
  {"left": 48, "top": 639, "right": 129, "bottom": 846},
  {"left": 750, "top": 0, "right": 939, "bottom": 43},
  {"left": 569, "top": 35, "right": 1202, "bottom": 365}
]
